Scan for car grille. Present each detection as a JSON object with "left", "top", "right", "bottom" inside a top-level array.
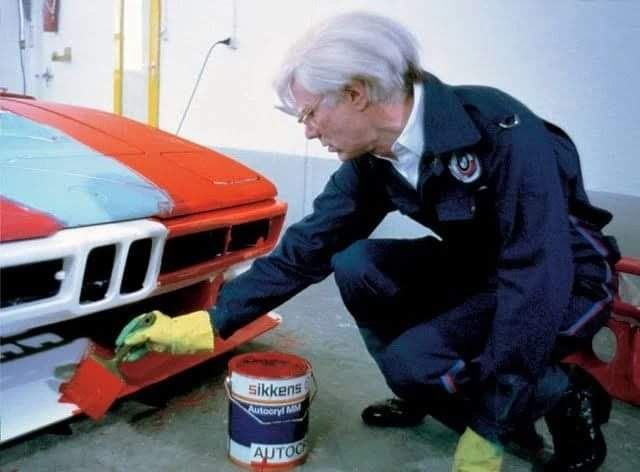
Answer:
[
  {"left": 0, "top": 220, "right": 167, "bottom": 336},
  {"left": 161, "top": 229, "right": 227, "bottom": 273},
  {"left": 0, "top": 201, "right": 286, "bottom": 337},
  {"left": 161, "top": 218, "right": 272, "bottom": 274}
]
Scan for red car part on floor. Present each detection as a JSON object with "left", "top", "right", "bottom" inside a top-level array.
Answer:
[{"left": 565, "top": 257, "right": 640, "bottom": 405}]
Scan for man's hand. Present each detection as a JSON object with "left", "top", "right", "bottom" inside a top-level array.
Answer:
[{"left": 115, "top": 310, "right": 214, "bottom": 362}]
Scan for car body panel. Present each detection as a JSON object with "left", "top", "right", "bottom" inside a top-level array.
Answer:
[
  {"left": 0, "top": 97, "right": 278, "bottom": 240},
  {"left": 0, "top": 196, "right": 64, "bottom": 242},
  {"left": 1, "top": 110, "right": 173, "bottom": 234}
]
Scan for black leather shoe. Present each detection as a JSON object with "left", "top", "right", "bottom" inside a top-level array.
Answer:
[
  {"left": 544, "top": 366, "right": 611, "bottom": 471},
  {"left": 361, "top": 398, "right": 429, "bottom": 427}
]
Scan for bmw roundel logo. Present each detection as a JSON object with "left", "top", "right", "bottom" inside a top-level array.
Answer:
[{"left": 448, "top": 152, "right": 481, "bottom": 183}]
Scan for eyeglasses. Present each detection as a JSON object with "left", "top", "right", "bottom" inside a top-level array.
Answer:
[
  {"left": 296, "top": 96, "right": 324, "bottom": 124},
  {"left": 274, "top": 95, "right": 326, "bottom": 125}
]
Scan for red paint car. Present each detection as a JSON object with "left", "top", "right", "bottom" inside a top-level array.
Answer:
[{"left": 0, "top": 92, "right": 286, "bottom": 443}]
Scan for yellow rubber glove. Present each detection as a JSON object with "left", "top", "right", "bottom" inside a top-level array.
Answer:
[
  {"left": 452, "top": 427, "right": 504, "bottom": 472},
  {"left": 115, "top": 310, "right": 214, "bottom": 362}
]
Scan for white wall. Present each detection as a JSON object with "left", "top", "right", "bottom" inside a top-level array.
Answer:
[
  {"left": 1, "top": 0, "right": 639, "bottom": 196},
  {"left": 0, "top": 0, "right": 112, "bottom": 109},
  {"left": 0, "top": 0, "right": 39, "bottom": 95}
]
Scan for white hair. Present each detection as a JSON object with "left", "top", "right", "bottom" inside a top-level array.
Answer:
[{"left": 274, "top": 12, "right": 422, "bottom": 113}]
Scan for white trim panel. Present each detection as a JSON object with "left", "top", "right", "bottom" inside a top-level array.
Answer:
[{"left": 0, "top": 220, "right": 167, "bottom": 336}]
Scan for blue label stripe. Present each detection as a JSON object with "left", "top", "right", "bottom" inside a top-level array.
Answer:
[
  {"left": 0, "top": 111, "right": 173, "bottom": 228},
  {"left": 229, "top": 398, "right": 309, "bottom": 447},
  {"left": 439, "top": 359, "right": 466, "bottom": 394},
  {"left": 561, "top": 216, "right": 614, "bottom": 336}
]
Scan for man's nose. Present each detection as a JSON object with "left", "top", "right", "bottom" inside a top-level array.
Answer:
[{"left": 304, "top": 122, "right": 319, "bottom": 140}]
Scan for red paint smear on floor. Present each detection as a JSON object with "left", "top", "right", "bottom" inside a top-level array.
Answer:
[
  {"left": 273, "top": 331, "right": 303, "bottom": 351},
  {"left": 171, "top": 390, "right": 211, "bottom": 408}
]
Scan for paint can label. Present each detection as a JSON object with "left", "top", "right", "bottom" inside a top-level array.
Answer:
[
  {"left": 231, "top": 374, "right": 309, "bottom": 404},
  {"left": 250, "top": 438, "right": 308, "bottom": 464},
  {"left": 226, "top": 352, "right": 314, "bottom": 469}
]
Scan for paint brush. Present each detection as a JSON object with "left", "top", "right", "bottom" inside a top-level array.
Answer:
[{"left": 59, "top": 312, "right": 156, "bottom": 420}]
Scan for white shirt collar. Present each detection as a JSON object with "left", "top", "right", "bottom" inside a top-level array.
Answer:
[
  {"left": 391, "top": 82, "right": 425, "bottom": 159},
  {"left": 371, "top": 83, "right": 425, "bottom": 189}
]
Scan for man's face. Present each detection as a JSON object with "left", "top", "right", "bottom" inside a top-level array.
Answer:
[{"left": 290, "top": 81, "right": 376, "bottom": 161}]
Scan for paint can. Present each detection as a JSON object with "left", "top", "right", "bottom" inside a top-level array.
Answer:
[{"left": 225, "top": 351, "right": 316, "bottom": 469}]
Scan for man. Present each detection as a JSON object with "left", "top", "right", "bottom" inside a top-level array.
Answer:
[{"left": 117, "top": 12, "right": 619, "bottom": 471}]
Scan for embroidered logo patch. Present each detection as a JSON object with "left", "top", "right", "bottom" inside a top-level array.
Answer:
[{"left": 448, "top": 152, "right": 482, "bottom": 183}]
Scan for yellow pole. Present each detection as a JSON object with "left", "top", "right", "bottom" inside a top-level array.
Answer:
[
  {"left": 113, "top": 0, "right": 124, "bottom": 114},
  {"left": 148, "top": 0, "right": 161, "bottom": 127}
]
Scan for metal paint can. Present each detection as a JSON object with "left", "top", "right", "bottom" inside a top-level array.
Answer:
[{"left": 225, "top": 352, "right": 316, "bottom": 469}]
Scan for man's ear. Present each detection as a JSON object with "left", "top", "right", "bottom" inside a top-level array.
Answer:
[{"left": 343, "top": 80, "right": 369, "bottom": 111}]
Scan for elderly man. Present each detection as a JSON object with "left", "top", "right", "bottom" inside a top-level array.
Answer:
[{"left": 118, "top": 12, "right": 619, "bottom": 471}]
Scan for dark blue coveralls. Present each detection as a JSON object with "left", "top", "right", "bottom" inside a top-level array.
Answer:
[{"left": 214, "top": 72, "right": 620, "bottom": 442}]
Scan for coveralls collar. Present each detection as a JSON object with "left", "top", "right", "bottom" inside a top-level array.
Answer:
[{"left": 420, "top": 72, "right": 482, "bottom": 157}]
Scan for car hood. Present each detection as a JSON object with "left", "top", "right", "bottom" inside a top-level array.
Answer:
[{"left": 0, "top": 97, "right": 277, "bottom": 242}]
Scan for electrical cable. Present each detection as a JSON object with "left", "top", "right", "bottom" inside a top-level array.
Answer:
[
  {"left": 17, "top": 0, "right": 27, "bottom": 94},
  {"left": 176, "top": 37, "right": 231, "bottom": 135}
]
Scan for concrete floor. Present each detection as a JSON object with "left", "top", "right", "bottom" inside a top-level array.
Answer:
[{"left": 1, "top": 275, "right": 639, "bottom": 472}]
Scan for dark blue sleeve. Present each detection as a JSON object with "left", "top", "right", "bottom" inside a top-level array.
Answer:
[
  {"left": 212, "top": 160, "right": 390, "bottom": 338},
  {"left": 470, "top": 115, "right": 574, "bottom": 440}
]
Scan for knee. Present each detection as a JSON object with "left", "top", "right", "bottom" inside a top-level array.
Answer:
[
  {"left": 377, "top": 348, "right": 439, "bottom": 400},
  {"left": 378, "top": 352, "right": 416, "bottom": 399},
  {"left": 377, "top": 340, "right": 464, "bottom": 401}
]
